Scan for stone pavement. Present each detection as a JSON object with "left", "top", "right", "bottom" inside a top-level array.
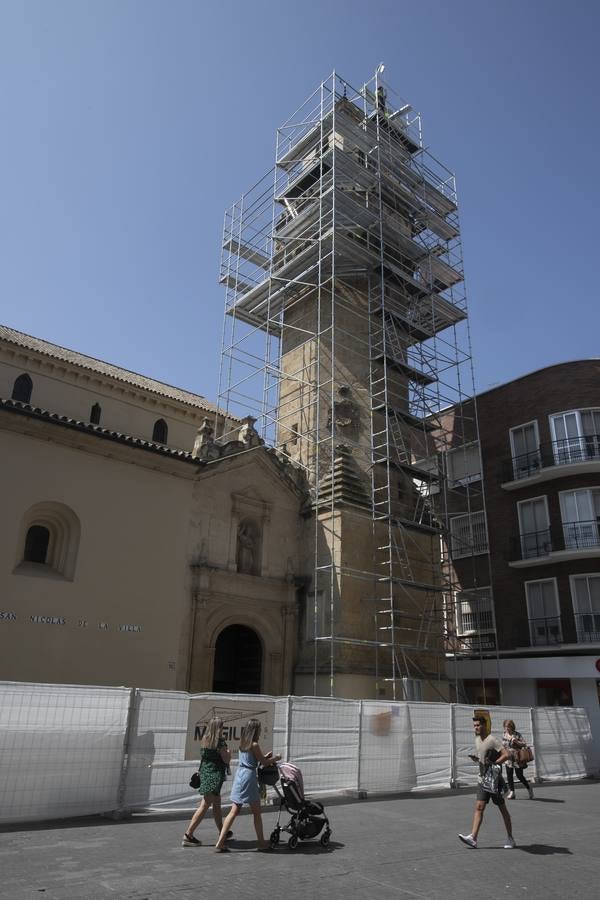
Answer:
[{"left": 1, "top": 782, "right": 598, "bottom": 900}]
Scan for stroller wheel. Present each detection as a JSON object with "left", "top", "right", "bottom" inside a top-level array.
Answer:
[
  {"left": 288, "top": 835, "right": 299, "bottom": 849},
  {"left": 269, "top": 829, "right": 280, "bottom": 848},
  {"left": 320, "top": 830, "right": 331, "bottom": 848}
]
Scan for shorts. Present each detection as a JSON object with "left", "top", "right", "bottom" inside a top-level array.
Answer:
[{"left": 476, "top": 785, "right": 505, "bottom": 805}]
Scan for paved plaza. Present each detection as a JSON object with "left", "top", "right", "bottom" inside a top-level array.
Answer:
[{"left": 1, "top": 781, "right": 598, "bottom": 899}]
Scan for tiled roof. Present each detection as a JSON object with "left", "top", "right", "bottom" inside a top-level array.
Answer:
[
  {"left": 0, "top": 324, "right": 218, "bottom": 414},
  {"left": 0, "top": 397, "right": 201, "bottom": 465}
]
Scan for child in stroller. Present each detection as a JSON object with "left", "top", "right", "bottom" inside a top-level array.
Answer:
[{"left": 258, "top": 761, "right": 332, "bottom": 849}]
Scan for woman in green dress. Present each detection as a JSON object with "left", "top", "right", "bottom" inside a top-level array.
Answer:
[{"left": 182, "top": 717, "right": 232, "bottom": 846}]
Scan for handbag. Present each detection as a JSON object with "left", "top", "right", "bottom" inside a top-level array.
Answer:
[
  {"left": 481, "top": 763, "right": 502, "bottom": 794},
  {"left": 516, "top": 746, "right": 534, "bottom": 765},
  {"left": 189, "top": 771, "right": 201, "bottom": 789}
]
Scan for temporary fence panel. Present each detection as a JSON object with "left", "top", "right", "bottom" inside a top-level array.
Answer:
[
  {"left": 122, "top": 691, "right": 288, "bottom": 810},
  {"left": 285, "top": 697, "right": 361, "bottom": 796},
  {"left": 359, "top": 701, "right": 417, "bottom": 793},
  {"left": 532, "top": 707, "right": 592, "bottom": 781},
  {"left": 121, "top": 689, "right": 191, "bottom": 809},
  {"left": 408, "top": 702, "right": 453, "bottom": 790},
  {"left": 0, "top": 681, "right": 130, "bottom": 824}
]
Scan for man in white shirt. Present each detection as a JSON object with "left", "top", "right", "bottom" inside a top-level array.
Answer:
[{"left": 458, "top": 715, "right": 516, "bottom": 849}]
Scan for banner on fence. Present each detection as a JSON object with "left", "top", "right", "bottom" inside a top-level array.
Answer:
[{"left": 185, "top": 697, "right": 275, "bottom": 760}]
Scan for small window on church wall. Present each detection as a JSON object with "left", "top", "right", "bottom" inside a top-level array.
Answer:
[
  {"left": 236, "top": 518, "right": 261, "bottom": 576},
  {"left": 12, "top": 373, "right": 33, "bottom": 404},
  {"left": 16, "top": 502, "right": 81, "bottom": 580},
  {"left": 152, "top": 418, "right": 168, "bottom": 444},
  {"left": 90, "top": 402, "right": 102, "bottom": 425},
  {"left": 24, "top": 525, "right": 50, "bottom": 564}
]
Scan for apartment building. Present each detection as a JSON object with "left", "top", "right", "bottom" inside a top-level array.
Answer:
[{"left": 441, "top": 360, "right": 600, "bottom": 770}]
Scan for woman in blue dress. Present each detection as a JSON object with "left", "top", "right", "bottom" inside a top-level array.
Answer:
[{"left": 214, "top": 718, "right": 281, "bottom": 852}]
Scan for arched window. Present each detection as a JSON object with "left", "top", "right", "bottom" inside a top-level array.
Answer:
[
  {"left": 24, "top": 525, "right": 50, "bottom": 564},
  {"left": 16, "top": 501, "right": 81, "bottom": 580},
  {"left": 90, "top": 402, "right": 102, "bottom": 425},
  {"left": 12, "top": 373, "right": 33, "bottom": 403},
  {"left": 152, "top": 418, "right": 168, "bottom": 444}
]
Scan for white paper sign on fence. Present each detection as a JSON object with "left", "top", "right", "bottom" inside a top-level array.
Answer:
[{"left": 185, "top": 697, "right": 275, "bottom": 760}]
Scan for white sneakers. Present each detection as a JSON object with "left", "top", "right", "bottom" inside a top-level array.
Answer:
[
  {"left": 458, "top": 833, "right": 477, "bottom": 848},
  {"left": 458, "top": 833, "right": 516, "bottom": 849},
  {"left": 506, "top": 790, "right": 515, "bottom": 799}
]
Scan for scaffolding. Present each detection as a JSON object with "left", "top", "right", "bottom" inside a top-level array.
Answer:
[{"left": 217, "top": 70, "right": 495, "bottom": 701}]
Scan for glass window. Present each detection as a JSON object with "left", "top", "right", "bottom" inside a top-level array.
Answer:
[
  {"left": 90, "top": 403, "right": 102, "bottom": 425},
  {"left": 456, "top": 588, "right": 493, "bottom": 634},
  {"left": 536, "top": 679, "right": 573, "bottom": 706},
  {"left": 447, "top": 442, "right": 481, "bottom": 486},
  {"left": 152, "top": 419, "right": 168, "bottom": 444},
  {"left": 550, "top": 409, "right": 600, "bottom": 464},
  {"left": 23, "top": 525, "right": 50, "bottom": 564},
  {"left": 570, "top": 574, "right": 600, "bottom": 642},
  {"left": 559, "top": 489, "right": 600, "bottom": 550},
  {"left": 449, "top": 511, "right": 488, "bottom": 559},
  {"left": 510, "top": 421, "right": 540, "bottom": 479},
  {"left": 518, "top": 497, "right": 551, "bottom": 559},
  {"left": 526, "top": 579, "right": 561, "bottom": 645},
  {"left": 12, "top": 373, "right": 33, "bottom": 404}
]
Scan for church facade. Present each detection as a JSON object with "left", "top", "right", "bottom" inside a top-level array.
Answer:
[{"left": 0, "top": 325, "right": 306, "bottom": 693}]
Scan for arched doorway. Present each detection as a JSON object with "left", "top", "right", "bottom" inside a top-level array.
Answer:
[{"left": 212, "top": 625, "right": 262, "bottom": 694}]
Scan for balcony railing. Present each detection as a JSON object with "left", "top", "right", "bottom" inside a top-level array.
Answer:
[
  {"left": 510, "top": 519, "right": 600, "bottom": 561},
  {"left": 454, "top": 633, "right": 497, "bottom": 653},
  {"left": 574, "top": 612, "right": 600, "bottom": 643},
  {"left": 529, "top": 616, "right": 562, "bottom": 646},
  {"left": 501, "top": 434, "right": 600, "bottom": 482}
]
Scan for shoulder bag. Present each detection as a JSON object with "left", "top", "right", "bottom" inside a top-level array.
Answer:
[{"left": 516, "top": 746, "right": 534, "bottom": 765}]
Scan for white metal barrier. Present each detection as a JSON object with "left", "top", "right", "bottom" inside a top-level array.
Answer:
[{"left": 0, "top": 682, "right": 594, "bottom": 824}]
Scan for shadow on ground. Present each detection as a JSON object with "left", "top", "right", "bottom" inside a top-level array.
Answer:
[
  {"left": 220, "top": 838, "right": 344, "bottom": 854},
  {"left": 518, "top": 844, "right": 572, "bottom": 855}
]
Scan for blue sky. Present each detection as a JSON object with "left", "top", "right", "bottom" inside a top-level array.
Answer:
[{"left": 1, "top": 0, "right": 598, "bottom": 400}]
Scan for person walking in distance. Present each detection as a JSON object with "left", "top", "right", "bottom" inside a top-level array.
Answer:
[
  {"left": 458, "top": 715, "right": 516, "bottom": 849},
  {"left": 502, "top": 719, "right": 534, "bottom": 799},
  {"left": 214, "top": 718, "right": 281, "bottom": 853},
  {"left": 182, "top": 717, "right": 232, "bottom": 847}
]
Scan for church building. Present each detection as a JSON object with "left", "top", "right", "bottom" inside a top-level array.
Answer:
[{"left": 0, "top": 324, "right": 306, "bottom": 694}]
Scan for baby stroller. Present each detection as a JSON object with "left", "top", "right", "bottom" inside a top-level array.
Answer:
[{"left": 259, "top": 762, "right": 332, "bottom": 850}]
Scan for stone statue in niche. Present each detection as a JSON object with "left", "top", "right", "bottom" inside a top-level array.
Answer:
[
  {"left": 327, "top": 385, "right": 360, "bottom": 440},
  {"left": 236, "top": 519, "right": 260, "bottom": 575}
]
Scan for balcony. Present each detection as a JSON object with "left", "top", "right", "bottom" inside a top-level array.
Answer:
[
  {"left": 529, "top": 616, "right": 563, "bottom": 646},
  {"left": 574, "top": 612, "right": 600, "bottom": 643},
  {"left": 501, "top": 434, "right": 600, "bottom": 489},
  {"left": 453, "top": 633, "right": 497, "bottom": 654},
  {"left": 509, "top": 519, "right": 600, "bottom": 567}
]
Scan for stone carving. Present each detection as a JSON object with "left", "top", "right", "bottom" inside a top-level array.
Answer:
[
  {"left": 193, "top": 418, "right": 219, "bottom": 460},
  {"left": 236, "top": 519, "right": 260, "bottom": 575},
  {"left": 238, "top": 416, "right": 262, "bottom": 448}
]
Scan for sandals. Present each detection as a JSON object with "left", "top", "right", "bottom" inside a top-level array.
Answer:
[{"left": 214, "top": 845, "right": 231, "bottom": 853}]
